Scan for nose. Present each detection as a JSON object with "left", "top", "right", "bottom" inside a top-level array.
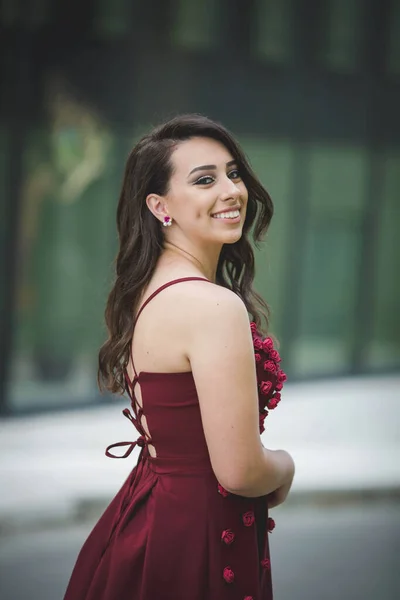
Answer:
[{"left": 219, "top": 174, "right": 241, "bottom": 201}]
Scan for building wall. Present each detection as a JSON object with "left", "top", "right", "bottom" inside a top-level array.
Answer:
[{"left": 0, "top": 0, "right": 399, "bottom": 412}]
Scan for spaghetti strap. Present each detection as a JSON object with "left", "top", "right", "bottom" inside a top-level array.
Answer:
[
  {"left": 130, "top": 277, "right": 211, "bottom": 376},
  {"left": 135, "top": 277, "right": 211, "bottom": 323}
]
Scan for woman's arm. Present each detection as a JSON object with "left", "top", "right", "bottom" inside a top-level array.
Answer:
[{"left": 184, "top": 284, "right": 294, "bottom": 498}]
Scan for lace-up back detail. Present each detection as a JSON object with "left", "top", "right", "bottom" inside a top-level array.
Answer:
[
  {"left": 106, "top": 277, "right": 211, "bottom": 461},
  {"left": 104, "top": 370, "right": 152, "bottom": 459},
  {"left": 124, "top": 369, "right": 156, "bottom": 457}
]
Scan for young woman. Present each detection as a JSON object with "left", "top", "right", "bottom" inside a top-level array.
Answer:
[{"left": 64, "top": 114, "right": 295, "bottom": 600}]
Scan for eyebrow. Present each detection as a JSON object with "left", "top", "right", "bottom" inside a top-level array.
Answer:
[{"left": 188, "top": 159, "right": 237, "bottom": 177}]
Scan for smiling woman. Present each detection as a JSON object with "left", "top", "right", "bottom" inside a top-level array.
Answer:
[
  {"left": 146, "top": 136, "right": 249, "bottom": 255},
  {"left": 98, "top": 114, "right": 275, "bottom": 395},
  {"left": 64, "top": 114, "right": 295, "bottom": 600}
]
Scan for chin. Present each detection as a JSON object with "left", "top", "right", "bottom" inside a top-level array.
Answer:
[{"left": 221, "top": 229, "right": 244, "bottom": 245}]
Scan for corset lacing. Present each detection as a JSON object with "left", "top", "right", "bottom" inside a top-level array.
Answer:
[{"left": 105, "top": 373, "right": 152, "bottom": 462}]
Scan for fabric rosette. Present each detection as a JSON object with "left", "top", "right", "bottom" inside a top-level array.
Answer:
[{"left": 250, "top": 322, "right": 287, "bottom": 433}]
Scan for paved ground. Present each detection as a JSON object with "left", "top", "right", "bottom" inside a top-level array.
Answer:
[
  {"left": 1, "top": 375, "right": 399, "bottom": 532},
  {"left": 0, "top": 501, "right": 399, "bottom": 600},
  {"left": 0, "top": 375, "right": 399, "bottom": 600}
]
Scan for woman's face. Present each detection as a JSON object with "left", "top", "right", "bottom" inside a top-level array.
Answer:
[{"left": 164, "top": 136, "right": 248, "bottom": 246}]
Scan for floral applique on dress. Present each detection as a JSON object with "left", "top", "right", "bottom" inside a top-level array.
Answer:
[
  {"left": 216, "top": 323, "right": 287, "bottom": 543},
  {"left": 250, "top": 321, "right": 287, "bottom": 434}
]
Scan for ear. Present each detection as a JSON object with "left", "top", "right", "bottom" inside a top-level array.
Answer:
[{"left": 146, "top": 194, "right": 170, "bottom": 225}]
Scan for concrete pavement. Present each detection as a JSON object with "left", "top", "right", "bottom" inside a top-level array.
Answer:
[
  {"left": 0, "top": 375, "right": 399, "bottom": 533},
  {"left": 2, "top": 502, "right": 399, "bottom": 600}
]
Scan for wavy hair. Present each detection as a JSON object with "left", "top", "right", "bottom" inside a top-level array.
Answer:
[{"left": 98, "top": 114, "right": 274, "bottom": 394}]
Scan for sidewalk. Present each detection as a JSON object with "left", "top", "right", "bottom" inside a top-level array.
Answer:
[{"left": 0, "top": 375, "right": 399, "bottom": 533}]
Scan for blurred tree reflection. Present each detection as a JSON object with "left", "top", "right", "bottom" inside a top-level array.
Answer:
[{"left": 18, "top": 76, "right": 114, "bottom": 382}]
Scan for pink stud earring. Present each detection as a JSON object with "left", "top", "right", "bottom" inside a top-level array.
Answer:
[{"left": 163, "top": 216, "right": 172, "bottom": 227}]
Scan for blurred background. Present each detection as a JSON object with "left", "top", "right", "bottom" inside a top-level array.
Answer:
[{"left": 0, "top": 1, "right": 399, "bottom": 599}]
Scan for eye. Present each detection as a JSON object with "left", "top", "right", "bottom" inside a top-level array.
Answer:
[
  {"left": 228, "top": 168, "right": 241, "bottom": 180},
  {"left": 194, "top": 175, "right": 215, "bottom": 185}
]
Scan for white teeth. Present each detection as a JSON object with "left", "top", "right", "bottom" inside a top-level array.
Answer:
[{"left": 212, "top": 210, "right": 240, "bottom": 219}]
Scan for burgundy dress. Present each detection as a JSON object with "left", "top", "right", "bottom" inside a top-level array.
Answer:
[{"left": 64, "top": 278, "right": 286, "bottom": 600}]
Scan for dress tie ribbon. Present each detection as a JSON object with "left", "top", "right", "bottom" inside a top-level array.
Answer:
[{"left": 105, "top": 407, "right": 149, "bottom": 459}]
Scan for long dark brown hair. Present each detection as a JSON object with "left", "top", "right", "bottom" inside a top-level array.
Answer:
[{"left": 98, "top": 114, "right": 274, "bottom": 394}]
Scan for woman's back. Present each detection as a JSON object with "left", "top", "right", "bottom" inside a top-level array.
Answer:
[
  {"left": 127, "top": 275, "right": 212, "bottom": 460},
  {"left": 129, "top": 270, "right": 267, "bottom": 491},
  {"left": 128, "top": 272, "right": 210, "bottom": 378}
]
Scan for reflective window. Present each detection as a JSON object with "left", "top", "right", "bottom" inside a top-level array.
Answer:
[
  {"left": 387, "top": 0, "right": 400, "bottom": 76},
  {"left": 320, "top": 0, "right": 365, "bottom": 72},
  {"left": 2, "top": 1, "right": 399, "bottom": 413},
  {"left": 251, "top": 0, "right": 294, "bottom": 63},
  {"left": 0, "top": 126, "right": 8, "bottom": 317},
  {"left": 171, "top": 0, "right": 221, "bottom": 50},
  {"left": 292, "top": 145, "right": 368, "bottom": 376},
  {"left": 93, "top": 0, "right": 131, "bottom": 37},
  {"left": 366, "top": 152, "right": 400, "bottom": 369},
  {"left": 9, "top": 78, "right": 118, "bottom": 410},
  {"left": 0, "top": 0, "right": 19, "bottom": 25},
  {"left": 0, "top": 0, "right": 50, "bottom": 27},
  {"left": 242, "top": 138, "right": 295, "bottom": 336}
]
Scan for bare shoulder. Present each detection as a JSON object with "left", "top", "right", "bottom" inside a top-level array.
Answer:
[
  {"left": 180, "top": 280, "right": 253, "bottom": 364},
  {"left": 171, "top": 279, "right": 249, "bottom": 335},
  {"left": 143, "top": 277, "right": 251, "bottom": 364}
]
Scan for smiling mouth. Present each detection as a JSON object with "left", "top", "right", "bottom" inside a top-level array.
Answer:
[{"left": 211, "top": 209, "right": 240, "bottom": 219}]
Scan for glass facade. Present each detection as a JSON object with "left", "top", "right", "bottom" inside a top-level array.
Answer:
[
  {"left": 1, "top": 0, "right": 399, "bottom": 413},
  {"left": 9, "top": 112, "right": 118, "bottom": 410}
]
